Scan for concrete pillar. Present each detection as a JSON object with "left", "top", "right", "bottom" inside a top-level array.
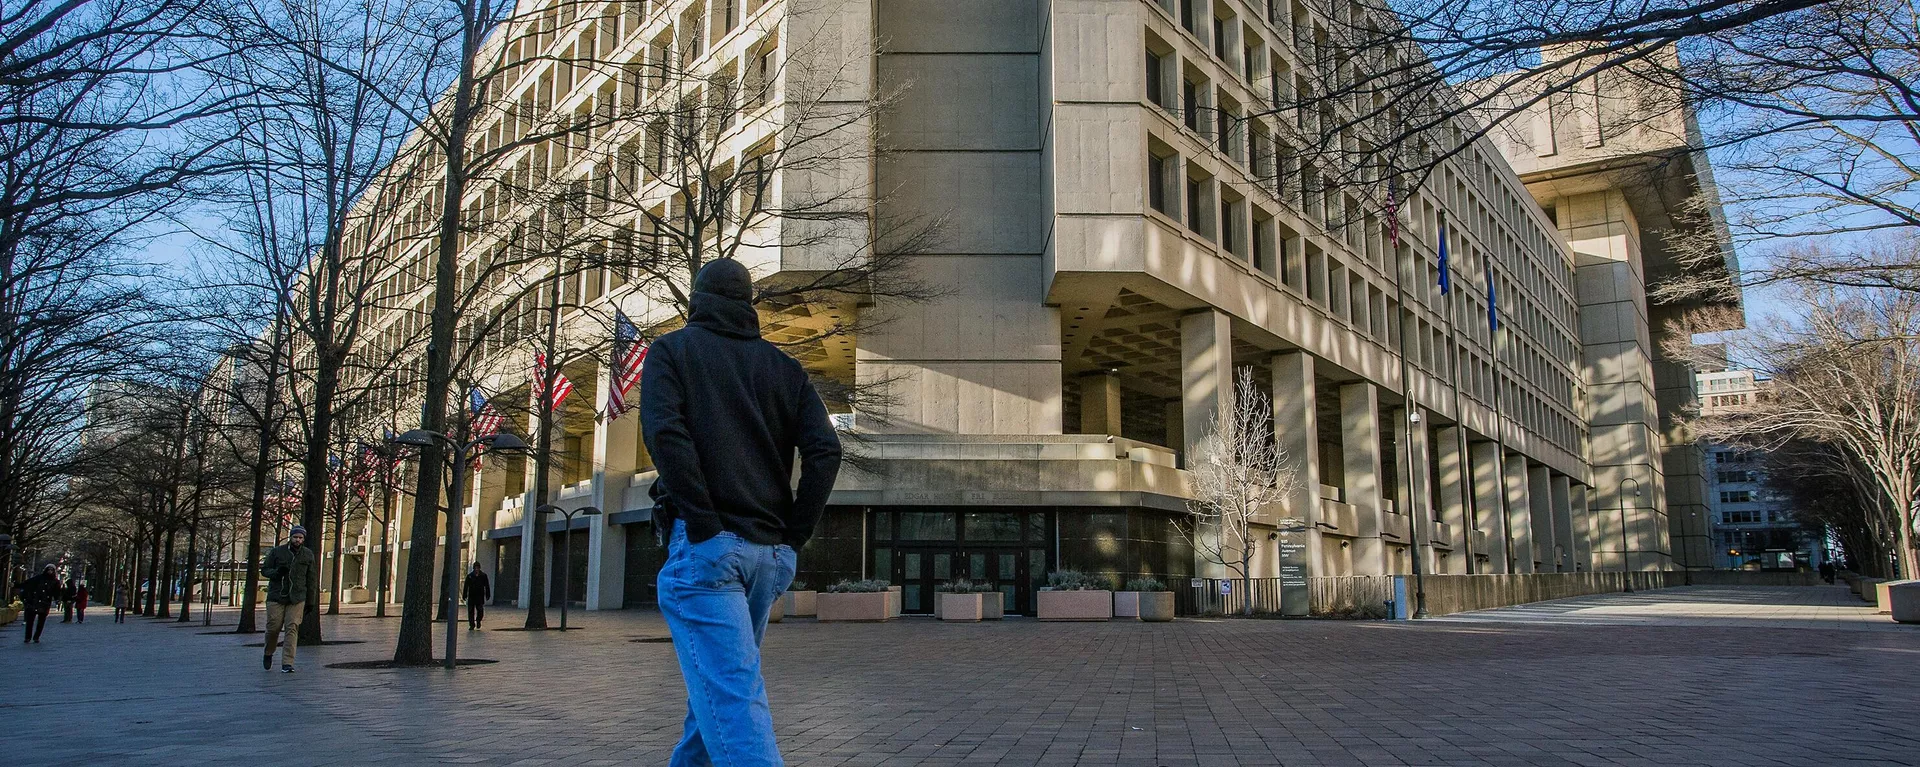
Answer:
[
  {"left": 1389, "top": 406, "right": 1433, "bottom": 575},
  {"left": 1164, "top": 401, "right": 1183, "bottom": 457},
  {"left": 1529, "top": 465, "right": 1554, "bottom": 572},
  {"left": 1341, "top": 382, "right": 1384, "bottom": 575},
  {"left": 1409, "top": 411, "right": 1435, "bottom": 575},
  {"left": 1571, "top": 483, "right": 1593, "bottom": 571},
  {"left": 1468, "top": 441, "right": 1509, "bottom": 573},
  {"left": 1272, "top": 351, "right": 1321, "bottom": 615},
  {"left": 1550, "top": 473, "right": 1575, "bottom": 572},
  {"left": 1563, "top": 188, "right": 1672, "bottom": 569},
  {"left": 1505, "top": 455, "right": 1535, "bottom": 574},
  {"left": 1078, "top": 372, "right": 1123, "bottom": 436},
  {"left": 587, "top": 360, "right": 641, "bottom": 610},
  {"left": 1435, "top": 426, "right": 1471, "bottom": 574},
  {"left": 1181, "top": 310, "right": 1234, "bottom": 461}
]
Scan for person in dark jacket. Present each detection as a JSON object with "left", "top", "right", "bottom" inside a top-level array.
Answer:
[
  {"left": 262, "top": 527, "right": 316, "bottom": 672},
  {"left": 19, "top": 564, "right": 60, "bottom": 643},
  {"left": 73, "top": 581, "right": 89, "bottom": 623},
  {"left": 462, "top": 563, "right": 490, "bottom": 630},
  {"left": 642, "top": 258, "right": 842, "bottom": 766},
  {"left": 59, "top": 576, "right": 75, "bottom": 622}
]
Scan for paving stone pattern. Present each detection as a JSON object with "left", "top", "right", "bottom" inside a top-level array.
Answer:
[{"left": 3, "top": 586, "right": 1916, "bottom": 766}]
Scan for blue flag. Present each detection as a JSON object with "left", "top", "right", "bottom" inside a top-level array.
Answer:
[
  {"left": 1437, "top": 223, "right": 1451, "bottom": 296},
  {"left": 1486, "top": 265, "right": 1499, "bottom": 333}
]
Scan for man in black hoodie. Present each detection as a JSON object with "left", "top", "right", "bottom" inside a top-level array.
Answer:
[{"left": 643, "top": 259, "right": 841, "bottom": 767}]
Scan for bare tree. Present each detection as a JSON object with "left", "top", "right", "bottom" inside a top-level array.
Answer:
[
  {"left": 1179, "top": 366, "right": 1301, "bottom": 615},
  {"left": 1673, "top": 284, "right": 1920, "bottom": 579}
]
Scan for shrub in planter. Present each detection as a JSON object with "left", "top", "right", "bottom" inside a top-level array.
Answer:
[
  {"left": 935, "top": 579, "right": 1003, "bottom": 621},
  {"left": 1038, "top": 571, "right": 1113, "bottom": 621},
  {"left": 1115, "top": 577, "right": 1174, "bottom": 621},
  {"left": 782, "top": 580, "right": 817, "bottom": 618},
  {"left": 818, "top": 579, "right": 893, "bottom": 622}
]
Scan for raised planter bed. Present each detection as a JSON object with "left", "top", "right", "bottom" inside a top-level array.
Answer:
[
  {"left": 1038, "top": 590, "right": 1113, "bottom": 621},
  {"left": 782, "top": 590, "right": 817, "bottom": 618},
  {"left": 768, "top": 593, "right": 786, "bottom": 623},
  {"left": 1877, "top": 580, "right": 1918, "bottom": 614},
  {"left": 938, "top": 592, "right": 991, "bottom": 622},
  {"left": 818, "top": 591, "right": 892, "bottom": 622}
]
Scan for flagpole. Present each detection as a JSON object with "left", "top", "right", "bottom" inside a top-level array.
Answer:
[
  {"left": 1486, "top": 262, "right": 1517, "bottom": 573},
  {"left": 1439, "top": 225, "right": 1477, "bottom": 574},
  {"left": 1386, "top": 175, "right": 1429, "bottom": 618}
]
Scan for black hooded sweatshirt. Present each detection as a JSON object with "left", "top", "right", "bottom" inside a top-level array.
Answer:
[{"left": 641, "top": 289, "right": 842, "bottom": 548}]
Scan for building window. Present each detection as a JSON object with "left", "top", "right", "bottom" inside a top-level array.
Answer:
[
  {"left": 1180, "top": 0, "right": 1197, "bottom": 34},
  {"left": 1252, "top": 213, "right": 1276, "bottom": 277},
  {"left": 1183, "top": 73, "right": 1205, "bottom": 133},
  {"left": 1719, "top": 490, "right": 1754, "bottom": 504},
  {"left": 1722, "top": 509, "right": 1761, "bottom": 524},
  {"left": 1148, "top": 147, "right": 1177, "bottom": 217}
]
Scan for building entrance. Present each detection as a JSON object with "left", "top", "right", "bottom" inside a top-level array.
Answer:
[{"left": 868, "top": 509, "right": 1052, "bottom": 616}]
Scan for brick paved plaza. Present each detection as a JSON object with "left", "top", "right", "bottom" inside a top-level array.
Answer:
[{"left": 3, "top": 586, "right": 1916, "bottom": 766}]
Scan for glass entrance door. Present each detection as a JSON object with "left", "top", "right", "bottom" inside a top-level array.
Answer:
[{"left": 870, "top": 508, "right": 1054, "bottom": 616}]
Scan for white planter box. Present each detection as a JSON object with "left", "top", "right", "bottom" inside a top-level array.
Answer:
[
  {"left": 784, "top": 590, "right": 817, "bottom": 617},
  {"left": 1038, "top": 590, "right": 1112, "bottom": 621},
  {"left": 768, "top": 593, "right": 785, "bottom": 623},
  {"left": 1890, "top": 581, "right": 1920, "bottom": 624},
  {"left": 1114, "top": 591, "right": 1142, "bottom": 619},
  {"left": 1139, "top": 592, "right": 1175, "bottom": 622},
  {"left": 939, "top": 592, "right": 988, "bottom": 622},
  {"left": 817, "top": 591, "right": 892, "bottom": 622},
  {"left": 887, "top": 586, "right": 902, "bottom": 618}
]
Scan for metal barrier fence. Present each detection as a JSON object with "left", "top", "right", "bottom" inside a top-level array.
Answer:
[{"left": 1171, "top": 576, "right": 1395, "bottom": 618}]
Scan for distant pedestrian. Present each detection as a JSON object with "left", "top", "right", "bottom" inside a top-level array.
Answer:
[
  {"left": 59, "top": 576, "right": 75, "bottom": 623},
  {"left": 113, "top": 584, "right": 127, "bottom": 623},
  {"left": 19, "top": 564, "right": 60, "bottom": 643},
  {"left": 1819, "top": 561, "right": 1836, "bottom": 584},
  {"left": 74, "top": 582, "right": 89, "bottom": 623},
  {"left": 262, "top": 527, "right": 316, "bottom": 673},
  {"left": 463, "top": 563, "right": 490, "bottom": 630},
  {"left": 642, "top": 259, "right": 842, "bottom": 766}
]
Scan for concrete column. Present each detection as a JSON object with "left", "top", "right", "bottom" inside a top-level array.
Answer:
[
  {"left": 1408, "top": 412, "right": 1436, "bottom": 576},
  {"left": 587, "top": 360, "right": 641, "bottom": 610},
  {"left": 1550, "top": 473, "right": 1575, "bottom": 572},
  {"left": 1181, "top": 310, "right": 1234, "bottom": 462},
  {"left": 1341, "top": 381, "right": 1384, "bottom": 575},
  {"left": 1505, "top": 455, "right": 1535, "bottom": 574},
  {"left": 1468, "top": 441, "right": 1509, "bottom": 573},
  {"left": 1571, "top": 483, "right": 1593, "bottom": 571},
  {"left": 1164, "top": 401, "right": 1183, "bottom": 456},
  {"left": 1564, "top": 189, "right": 1672, "bottom": 569},
  {"left": 1272, "top": 351, "right": 1321, "bottom": 615},
  {"left": 1528, "top": 465, "right": 1554, "bottom": 572},
  {"left": 1435, "top": 426, "right": 1471, "bottom": 574},
  {"left": 1078, "top": 371, "right": 1123, "bottom": 436}
]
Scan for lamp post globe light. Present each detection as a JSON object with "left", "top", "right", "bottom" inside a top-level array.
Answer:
[
  {"left": 390, "top": 428, "right": 527, "bottom": 670},
  {"left": 537, "top": 505, "right": 601, "bottom": 630},
  {"left": 1618, "top": 477, "right": 1641, "bottom": 593}
]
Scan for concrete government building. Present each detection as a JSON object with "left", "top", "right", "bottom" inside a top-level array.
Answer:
[{"left": 331, "top": 0, "right": 1739, "bottom": 616}]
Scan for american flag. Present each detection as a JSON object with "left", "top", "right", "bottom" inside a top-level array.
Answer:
[
  {"left": 469, "top": 389, "right": 506, "bottom": 437},
  {"left": 606, "top": 310, "right": 649, "bottom": 420},
  {"left": 533, "top": 351, "right": 575, "bottom": 411}
]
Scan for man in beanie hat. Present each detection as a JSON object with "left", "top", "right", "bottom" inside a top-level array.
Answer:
[
  {"left": 262, "top": 526, "right": 316, "bottom": 672},
  {"left": 643, "top": 258, "right": 841, "bottom": 765},
  {"left": 18, "top": 563, "right": 60, "bottom": 643}
]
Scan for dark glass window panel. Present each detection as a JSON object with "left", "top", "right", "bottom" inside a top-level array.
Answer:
[
  {"left": 964, "top": 512, "right": 1022, "bottom": 542},
  {"left": 898, "top": 511, "right": 957, "bottom": 541},
  {"left": 872, "top": 510, "right": 892, "bottom": 540}
]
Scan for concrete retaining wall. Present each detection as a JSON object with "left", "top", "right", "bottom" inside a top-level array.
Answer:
[{"left": 1401, "top": 570, "right": 1820, "bottom": 618}]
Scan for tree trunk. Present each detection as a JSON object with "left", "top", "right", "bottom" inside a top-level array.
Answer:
[
  {"left": 178, "top": 516, "right": 199, "bottom": 622},
  {"left": 329, "top": 505, "right": 344, "bottom": 615},
  {"left": 158, "top": 529, "right": 176, "bottom": 618},
  {"left": 144, "top": 525, "right": 161, "bottom": 615},
  {"left": 377, "top": 490, "right": 393, "bottom": 618},
  {"left": 524, "top": 267, "right": 563, "bottom": 628}
]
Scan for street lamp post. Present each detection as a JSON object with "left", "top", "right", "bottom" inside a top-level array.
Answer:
[
  {"left": 392, "top": 428, "right": 527, "bottom": 670},
  {"left": 538, "top": 505, "right": 600, "bottom": 630},
  {"left": 1619, "top": 477, "right": 1641, "bottom": 593}
]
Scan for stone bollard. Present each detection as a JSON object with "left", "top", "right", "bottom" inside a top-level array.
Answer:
[
  {"left": 1888, "top": 582, "right": 1920, "bottom": 624},
  {"left": 1875, "top": 580, "right": 1918, "bottom": 614}
]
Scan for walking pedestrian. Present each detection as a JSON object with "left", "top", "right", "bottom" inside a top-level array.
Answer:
[
  {"left": 74, "top": 581, "right": 89, "bottom": 623},
  {"left": 261, "top": 527, "right": 316, "bottom": 673},
  {"left": 642, "top": 259, "right": 842, "bottom": 767},
  {"left": 19, "top": 564, "right": 60, "bottom": 643},
  {"left": 59, "top": 575, "right": 74, "bottom": 623},
  {"left": 1819, "top": 561, "right": 1836, "bottom": 584},
  {"left": 113, "top": 582, "right": 127, "bottom": 623},
  {"left": 463, "top": 562, "right": 490, "bottom": 630}
]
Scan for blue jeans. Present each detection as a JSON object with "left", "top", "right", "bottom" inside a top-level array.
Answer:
[{"left": 659, "top": 520, "right": 796, "bottom": 767}]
